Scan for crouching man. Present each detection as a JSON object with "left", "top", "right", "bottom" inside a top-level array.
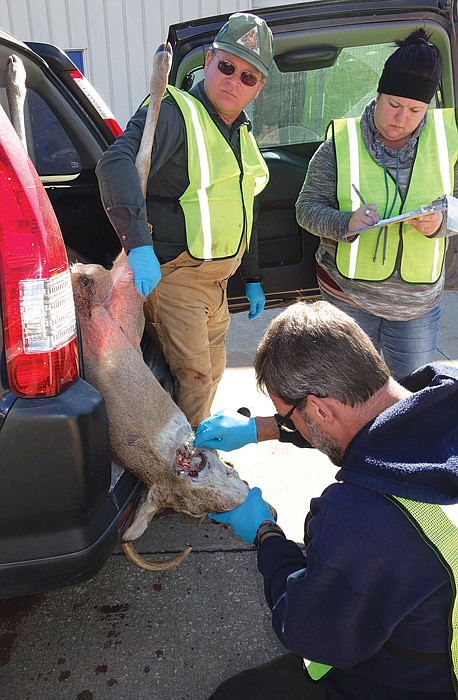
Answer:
[{"left": 200, "top": 300, "right": 458, "bottom": 700}]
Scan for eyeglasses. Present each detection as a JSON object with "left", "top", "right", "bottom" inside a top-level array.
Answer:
[
  {"left": 216, "top": 59, "right": 260, "bottom": 87},
  {"left": 276, "top": 398, "right": 304, "bottom": 431}
]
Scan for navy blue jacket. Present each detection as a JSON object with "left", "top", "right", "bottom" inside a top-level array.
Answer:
[{"left": 258, "top": 364, "right": 458, "bottom": 699}]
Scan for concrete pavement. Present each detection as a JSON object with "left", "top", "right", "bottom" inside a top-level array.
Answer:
[{"left": 0, "top": 292, "right": 457, "bottom": 700}]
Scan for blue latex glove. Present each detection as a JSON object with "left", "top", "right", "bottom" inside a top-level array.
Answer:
[
  {"left": 128, "top": 245, "right": 161, "bottom": 296},
  {"left": 245, "top": 282, "right": 265, "bottom": 320},
  {"left": 209, "top": 487, "right": 274, "bottom": 544},
  {"left": 194, "top": 409, "right": 257, "bottom": 451}
]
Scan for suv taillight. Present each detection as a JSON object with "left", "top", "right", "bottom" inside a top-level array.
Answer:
[
  {"left": 68, "top": 68, "right": 124, "bottom": 137},
  {"left": 0, "top": 106, "right": 79, "bottom": 398}
]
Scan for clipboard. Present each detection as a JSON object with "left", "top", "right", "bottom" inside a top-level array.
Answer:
[{"left": 343, "top": 196, "right": 448, "bottom": 238}]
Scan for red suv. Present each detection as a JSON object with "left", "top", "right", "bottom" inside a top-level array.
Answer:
[{"left": 0, "top": 29, "right": 142, "bottom": 599}]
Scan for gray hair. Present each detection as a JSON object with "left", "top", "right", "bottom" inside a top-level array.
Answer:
[{"left": 254, "top": 300, "right": 390, "bottom": 408}]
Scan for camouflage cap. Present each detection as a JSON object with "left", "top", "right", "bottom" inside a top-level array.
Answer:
[{"left": 212, "top": 13, "right": 274, "bottom": 78}]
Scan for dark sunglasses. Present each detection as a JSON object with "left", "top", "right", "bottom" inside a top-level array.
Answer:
[
  {"left": 216, "top": 59, "right": 260, "bottom": 87},
  {"left": 276, "top": 398, "right": 304, "bottom": 431}
]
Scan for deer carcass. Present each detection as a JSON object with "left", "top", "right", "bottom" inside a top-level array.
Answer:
[
  {"left": 71, "top": 251, "right": 249, "bottom": 570},
  {"left": 72, "top": 41, "right": 248, "bottom": 571}
]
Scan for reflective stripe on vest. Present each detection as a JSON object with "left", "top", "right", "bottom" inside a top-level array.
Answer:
[
  {"left": 333, "top": 109, "right": 458, "bottom": 283},
  {"left": 166, "top": 86, "right": 269, "bottom": 261},
  {"left": 303, "top": 658, "right": 333, "bottom": 681},
  {"left": 304, "top": 496, "right": 458, "bottom": 687},
  {"left": 389, "top": 496, "right": 458, "bottom": 697}
]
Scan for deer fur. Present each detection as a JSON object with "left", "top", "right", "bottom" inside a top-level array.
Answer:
[
  {"left": 6, "top": 54, "right": 27, "bottom": 152},
  {"left": 71, "top": 251, "right": 249, "bottom": 568}
]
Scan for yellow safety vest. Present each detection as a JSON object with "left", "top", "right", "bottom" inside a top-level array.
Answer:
[
  {"left": 165, "top": 85, "right": 269, "bottom": 261},
  {"left": 304, "top": 495, "right": 458, "bottom": 698},
  {"left": 332, "top": 110, "right": 458, "bottom": 283}
]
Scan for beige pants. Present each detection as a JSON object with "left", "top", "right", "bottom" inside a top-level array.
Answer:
[{"left": 144, "top": 250, "right": 243, "bottom": 427}]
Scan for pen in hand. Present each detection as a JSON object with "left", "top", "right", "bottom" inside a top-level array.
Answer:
[
  {"left": 352, "top": 183, "right": 366, "bottom": 205},
  {"left": 352, "top": 183, "right": 374, "bottom": 219},
  {"left": 344, "top": 184, "right": 380, "bottom": 238}
]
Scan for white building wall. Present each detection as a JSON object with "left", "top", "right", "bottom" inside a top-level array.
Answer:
[
  {"left": 0, "top": 0, "right": 254, "bottom": 128},
  {"left": 253, "top": 0, "right": 304, "bottom": 4}
]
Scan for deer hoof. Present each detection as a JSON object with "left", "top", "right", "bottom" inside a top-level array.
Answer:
[{"left": 121, "top": 541, "right": 192, "bottom": 571}]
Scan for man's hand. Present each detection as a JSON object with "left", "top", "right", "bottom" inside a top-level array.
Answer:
[
  {"left": 245, "top": 282, "right": 265, "bottom": 320},
  {"left": 128, "top": 245, "right": 161, "bottom": 296},
  {"left": 194, "top": 410, "right": 257, "bottom": 451},
  {"left": 209, "top": 487, "right": 274, "bottom": 544}
]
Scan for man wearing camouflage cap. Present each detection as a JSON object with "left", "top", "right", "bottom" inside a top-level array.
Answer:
[{"left": 97, "top": 13, "right": 273, "bottom": 428}]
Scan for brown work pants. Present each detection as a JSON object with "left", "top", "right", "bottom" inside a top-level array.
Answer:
[{"left": 144, "top": 250, "right": 243, "bottom": 428}]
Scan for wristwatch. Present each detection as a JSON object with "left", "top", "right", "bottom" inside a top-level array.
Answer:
[{"left": 254, "top": 520, "right": 286, "bottom": 548}]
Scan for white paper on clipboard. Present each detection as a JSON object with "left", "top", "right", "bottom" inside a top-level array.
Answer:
[
  {"left": 344, "top": 195, "right": 450, "bottom": 238},
  {"left": 446, "top": 195, "right": 458, "bottom": 231}
]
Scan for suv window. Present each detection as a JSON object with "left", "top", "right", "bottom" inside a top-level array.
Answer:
[
  {"left": 0, "top": 86, "right": 81, "bottom": 177},
  {"left": 26, "top": 90, "right": 81, "bottom": 175},
  {"left": 252, "top": 43, "right": 395, "bottom": 146},
  {"left": 26, "top": 90, "right": 82, "bottom": 175},
  {"left": 188, "top": 42, "right": 440, "bottom": 148}
]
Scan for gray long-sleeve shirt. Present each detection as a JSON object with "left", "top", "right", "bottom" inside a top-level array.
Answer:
[
  {"left": 296, "top": 101, "right": 458, "bottom": 320},
  {"left": 96, "top": 80, "right": 262, "bottom": 281}
]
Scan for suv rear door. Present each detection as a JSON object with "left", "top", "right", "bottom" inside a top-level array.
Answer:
[
  {"left": 0, "top": 29, "right": 141, "bottom": 599},
  {"left": 166, "top": 0, "right": 458, "bottom": 312},
  {"left": 0, "top": 31, "right": 122, "bottom": 268}
]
